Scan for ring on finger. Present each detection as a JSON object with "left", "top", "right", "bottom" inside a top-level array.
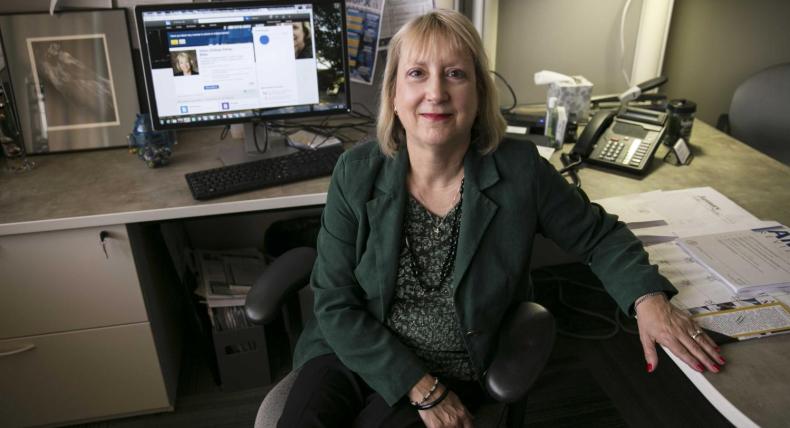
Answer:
[{"left": 691, "top": 329, "right": 703, "bottom": 340}]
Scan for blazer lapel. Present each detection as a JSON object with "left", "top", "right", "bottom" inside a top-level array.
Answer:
[
  {"left": 451, "top": 148, "right": 500, "bottom": 293},
  {"left": 366, "top": 148, "right": 409, "bottom": 316}
]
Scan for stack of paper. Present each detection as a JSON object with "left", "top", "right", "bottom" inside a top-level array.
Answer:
[
  {"left": 594, "top": 187, "right": 771, "bottom": 240},
  {"left": 193, "top": 248, "right": 267, "bottom": 308},
  {"left": 678, "top": 225, "right": 790, "bottom": 298},
  {"left": 595, "top": 188, "right": 790, "bottom": 341}
]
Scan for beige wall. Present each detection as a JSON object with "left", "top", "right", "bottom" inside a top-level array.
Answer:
[
  {"left": 495, "top": 0, "right": 643, "bottom": 106},
  {"left": 495, "top": 0, "right": 790, "bottom": 125},
  {"left": 662, "top": 0, "right": 790, "bottom": 124}
]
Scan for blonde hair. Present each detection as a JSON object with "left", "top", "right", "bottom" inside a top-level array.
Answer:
[{"left": 376, "top": 9, "right": 506, "bottom": 157}]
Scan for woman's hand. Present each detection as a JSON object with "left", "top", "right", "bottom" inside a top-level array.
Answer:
[
  {"left": 635, "top": 294, "right": 726, "bottom": 373},
  {"left": 409, "top": 375, "right": 472, "bottom": 428},
  {"left": 417, "top": 388, "right": 473, "bottom": 428}
]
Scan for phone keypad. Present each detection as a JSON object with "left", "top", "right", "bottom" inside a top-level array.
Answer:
[{"left": 601, "top": 139, "right": 625, "bottom": 161}]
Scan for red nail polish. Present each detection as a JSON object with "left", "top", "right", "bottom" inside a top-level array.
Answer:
[
  {"left": 711, "top": 364, "right": 720, "bottom": 373},
  {"left": 695, "top": 363, "right": 705, "bottom": 372},
  {"left": 646, "top": 363, "right": 653, "bottom": 373},
  {"left": 718, "top": 356, "right": 726, "bottom": 364}
]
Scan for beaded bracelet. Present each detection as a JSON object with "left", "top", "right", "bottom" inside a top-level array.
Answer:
[
  {"left": 633, "top": 291, "right": 666, "bottom": 314},
  {"left": 409, "top": 376, "right": 439, "bottom": 407},
  {"left": 414, "top": 387, "right": 450, "bottom": 411}
]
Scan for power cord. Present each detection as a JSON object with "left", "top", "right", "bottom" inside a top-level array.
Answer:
[
  {"left": 532, "top": 267, "right": 639, "bottom": 340},
  {"left": 559, "top": 152, "right": 582, "bottom": 188},
  {"left": 491, "top": 70, "right": 518, "bottom": 113},
  {"left": 251, "top": 120, "right": 270, "bottom": 153},
  {"left": 243, "top": 106, "right": 376, "bottom": 153}
]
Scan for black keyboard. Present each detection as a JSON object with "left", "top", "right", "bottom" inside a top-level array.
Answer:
[{"left": 185, "top": 145, "right": 344, "bottom": 200}]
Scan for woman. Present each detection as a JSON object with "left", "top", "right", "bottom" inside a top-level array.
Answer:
[
  {"left": 293, "top": 22, "right": 313, "bottom": 59},
  {"left": 279, "top": 10, "right": 725, "bottom": 428},
  {"left": 173, "top": 52, "right": 195, "bottom": 76}
]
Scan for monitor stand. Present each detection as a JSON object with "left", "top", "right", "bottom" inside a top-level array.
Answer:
[{"left": 218, "top": 122, "right": 300, "bottom": 166}]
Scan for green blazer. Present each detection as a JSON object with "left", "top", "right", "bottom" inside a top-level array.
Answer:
[{"left": 293, "top": 140, "right": 676, "bottom": 405}]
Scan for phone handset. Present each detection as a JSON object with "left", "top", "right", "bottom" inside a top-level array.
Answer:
[{"left": 571, "top": 110, "right": 616, "bottom": 159}]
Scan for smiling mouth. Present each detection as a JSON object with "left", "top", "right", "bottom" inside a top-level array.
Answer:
[{"left": 420, "top": 113, "right": 452, "bottom": 121}]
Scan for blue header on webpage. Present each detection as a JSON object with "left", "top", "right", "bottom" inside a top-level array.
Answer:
[{"left": 168, "top": 28, "right": 252, "bottom": 47}]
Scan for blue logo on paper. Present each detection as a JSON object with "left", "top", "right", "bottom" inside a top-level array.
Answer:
[
  {"left": 204, "top": 85, "right": 219, "bottom": 90},
  {"left": 259, "top": 35, "right": 270, "bottom": 44},
  {"left": 222, "top": 102, "right": 230, "bottom": 110},
  {"left": 180, "top": 106, "right": 188, "bottom": 113}
]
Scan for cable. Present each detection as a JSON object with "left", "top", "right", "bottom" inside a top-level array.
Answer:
[
  {"left": 532, "top": 267, "right": 639, "bottom": 340},
  {"left": 491, "top": 70, "right": 518, "bottom": 113},
  {"left": 251, "top": 120, "right": 269, "bottom": 153},
  {"left": 619, "top": 0, "right": 633, "bottom": 87},
  {"left": 219, "top": 125, "right": 230, "bottom": 140},
  {"left": 559, "top": 152, "right": 583, "bottom": 188},
  {"left": 244, "top": 108, "right": 375, "bottom": 152}
]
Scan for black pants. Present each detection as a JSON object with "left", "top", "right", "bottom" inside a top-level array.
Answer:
[{"left": 278, "top": 354, "right": 488, "bottom": 428}]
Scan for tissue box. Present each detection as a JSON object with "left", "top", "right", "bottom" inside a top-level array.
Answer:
[{"left": 547, "top": 76, "right": 593, "bottom": 122}]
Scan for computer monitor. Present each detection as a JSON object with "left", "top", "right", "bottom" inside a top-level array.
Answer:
[{"left": 135, "top": 0, "right": 350, "bottom": 136}]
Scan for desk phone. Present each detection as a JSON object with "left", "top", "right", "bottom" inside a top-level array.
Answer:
[{"left": 572, "top": 107, "right": 668, "bottom": 175}]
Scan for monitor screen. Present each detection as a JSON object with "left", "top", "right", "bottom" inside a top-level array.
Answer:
[{"left": 135, "top": 0, "right": 350, "bottom": 130}]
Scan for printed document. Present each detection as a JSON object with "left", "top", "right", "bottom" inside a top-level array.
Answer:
[
  {"left": 690, "top": 299, "right": 790, "bottom": 340},
  {"left": 596, "top": 187, "right": 770, "bottom": 239},
  {"left": 678, "top": 224, "right": 790, "bottom": 297},
  {"left": 646, "top": 242, "right": 734, "bottom": 309}
]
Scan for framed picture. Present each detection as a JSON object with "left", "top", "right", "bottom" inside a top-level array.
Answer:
[{"left": 0, "top": 9, "right": 139, "bottom": 153}]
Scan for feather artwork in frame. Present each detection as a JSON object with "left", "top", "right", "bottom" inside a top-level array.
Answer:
[{"left": 0, "top": 9, "right": 139, "bottom": 153}]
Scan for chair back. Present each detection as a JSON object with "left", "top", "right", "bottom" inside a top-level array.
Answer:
[{"left": 729, "top": 63, "right": 790, "bottom": 165}]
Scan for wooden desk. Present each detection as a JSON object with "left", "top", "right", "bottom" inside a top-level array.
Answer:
[
  {"left": 548, "top": 120, "right": 789, "bottom": 226},
  {"left": 0, "top": 129, "right": 332, "bottom": 427},
  {"left": 0, "top": 128, "right": 331, "bottom": 236},
  {"left": 547, "top": 120, "right": 790, "bottom": 428},
  {"left": 1, "top": 121, "right": 788, "bottom": 427},
  {"left": 546, "top": 120, "right": 790, "bottom": 428}
]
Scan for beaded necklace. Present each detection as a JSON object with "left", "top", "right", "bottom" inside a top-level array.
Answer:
[{"left": 404, "top": 179, "right": 464, "bottom": 290}]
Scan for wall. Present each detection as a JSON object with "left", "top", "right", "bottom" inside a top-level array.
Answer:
[
  {"left": 661, "top": 0, "right": 790, "bottom": 124},
  {"left": 495, "top": 0, "right": 643, "bottom": 106}
]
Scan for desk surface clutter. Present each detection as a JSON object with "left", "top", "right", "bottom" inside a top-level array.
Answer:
[{"left": 1, "top": 120, "right": 788, "bottom": 235}]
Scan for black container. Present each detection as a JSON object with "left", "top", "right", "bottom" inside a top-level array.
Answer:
[{"left": 664, "top": 99, "right": 697, "bottom": 145}]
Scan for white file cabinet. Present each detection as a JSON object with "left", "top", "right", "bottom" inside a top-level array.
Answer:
[{"left": 0, "top": 225, "right": 171, "bottom": 427}]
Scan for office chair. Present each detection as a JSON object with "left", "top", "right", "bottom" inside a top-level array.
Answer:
[
  {"left": 245, "top": 247, "right": 556, "bottom": 428},
  {"left": 718, "top": 63, "right": 790, "bottom": 165}
]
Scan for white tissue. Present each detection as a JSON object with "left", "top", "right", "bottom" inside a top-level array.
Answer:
[{"left": 534, "top": 70, "right": 576, "bottom": 86}]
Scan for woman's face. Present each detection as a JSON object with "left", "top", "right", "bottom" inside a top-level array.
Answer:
[
  {"left": 293, "top": 23, "right": 305, "bottom": 55},
  {"left": 393, "top": 37, "right": 478, "bottom": 151},
  {"left": 178, "top": 56, "right": 191, "bottom": 74}
]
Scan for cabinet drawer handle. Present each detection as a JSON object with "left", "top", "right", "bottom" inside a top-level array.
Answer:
[
  {"left": 100, "top": 230, "right": 110, "bottom": 259},
  {"left": 0, "top": 343, "right": 36, "bottom": 357}
]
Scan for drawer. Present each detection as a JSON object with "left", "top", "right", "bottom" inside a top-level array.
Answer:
[
  {"left": 0, "top": 323, "right": 170, "bottom": 427},
  {"left": 0, "top": 225, "right": 148, "bottom": 339}
]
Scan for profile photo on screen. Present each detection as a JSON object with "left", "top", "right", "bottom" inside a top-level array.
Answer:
[
  {"left": 292, "top": 21, "right": 313, "bottom": 59},
  {"left": 171, "top": 50, "right": 198, "bottom": 76}
]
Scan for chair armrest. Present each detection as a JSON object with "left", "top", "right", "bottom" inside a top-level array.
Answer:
[
  {"left": 484, "top": 302, "right": 556, "bottom": 403},
  {"left": 244, "top": 247, "right": 316, "bottom": 325}
]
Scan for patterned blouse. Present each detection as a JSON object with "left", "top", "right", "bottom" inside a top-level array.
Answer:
[{"left": 384, "top": 194, "right": 475, "bottom": 381}]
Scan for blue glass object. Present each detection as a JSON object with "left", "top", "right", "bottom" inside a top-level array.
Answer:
[{"left": 127, "top": 113, "right": 176, "bottom": 168}]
